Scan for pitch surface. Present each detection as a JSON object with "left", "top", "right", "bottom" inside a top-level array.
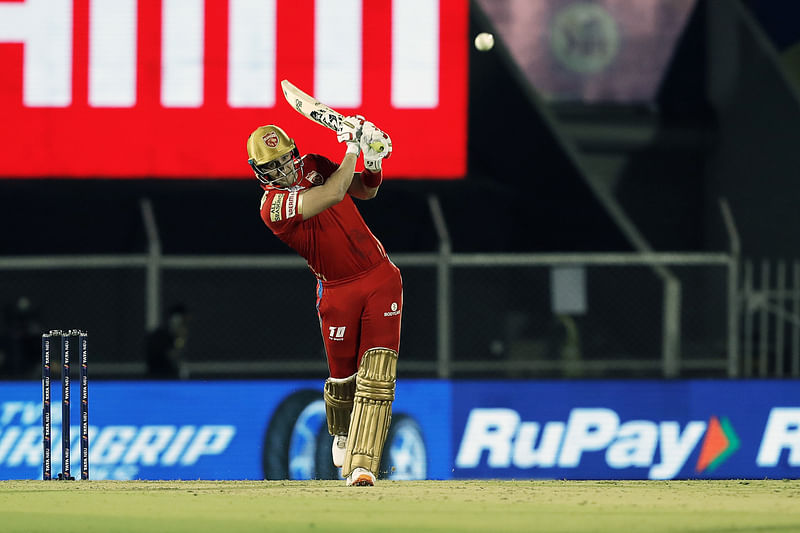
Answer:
[{"left": 1, "top": 479, "right": 799, "bottom": 532}]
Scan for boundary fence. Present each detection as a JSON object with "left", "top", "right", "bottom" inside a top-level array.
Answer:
[{"left": 1, "top": 197, "right": 785, "bottom": 380}]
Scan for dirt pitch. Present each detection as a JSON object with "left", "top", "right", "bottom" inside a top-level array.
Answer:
[{"left": 1, "top": 479, "right": 799, "bottom": 532}]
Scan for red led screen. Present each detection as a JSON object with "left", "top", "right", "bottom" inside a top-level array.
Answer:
[{"left": 0, "top": 0, "right": 467, "bottom": 179}]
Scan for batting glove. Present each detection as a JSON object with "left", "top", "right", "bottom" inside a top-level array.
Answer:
[
  {"left": 360, "top": 123, "right": 392, "bottom": 171},
  {"left": 336, "top": 115, "right": 365, "bottom": 144}
]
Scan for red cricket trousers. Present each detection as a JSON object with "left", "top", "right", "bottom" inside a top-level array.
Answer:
[{"left": 315, "top": 259, "right": 402, "bottom": 378}]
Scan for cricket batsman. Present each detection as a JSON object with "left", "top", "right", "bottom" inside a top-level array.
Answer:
[{"left": 247, "top": 118, "right": 400, "bottom": 486}]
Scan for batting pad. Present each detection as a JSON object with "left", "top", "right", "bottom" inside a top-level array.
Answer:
[
  {"left": 323, "top": 374, "right": 357, "bottom": 436},
  {"left": 343, "top": 348, "right": 398, "bottom": 477}
]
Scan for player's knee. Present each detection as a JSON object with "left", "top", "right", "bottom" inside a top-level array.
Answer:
[{"left": 357, "top": 347, "right": 397, "bottom": 399}]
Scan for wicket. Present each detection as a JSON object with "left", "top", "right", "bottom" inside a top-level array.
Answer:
[{"left": 42, "top": 329, "right": 89, "bottom": 481}]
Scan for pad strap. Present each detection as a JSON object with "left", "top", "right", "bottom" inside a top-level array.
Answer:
[
  {"left": 342, "top": 348, "right": 398, "bottom": 477},
  {"left": 324, "top": 374, "right": 357, "bottom": 436}
]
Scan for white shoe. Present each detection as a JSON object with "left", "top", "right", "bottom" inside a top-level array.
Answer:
[
  {"left": 346, "top": 467, "right": 375, "bottom": 487},
  {"left": 332, "top": 435, "right": 347, "bottom": 468}
]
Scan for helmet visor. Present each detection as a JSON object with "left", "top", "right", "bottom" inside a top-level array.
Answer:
[{"left": 249, "top": 152, "right": 297, "bottom": 186}]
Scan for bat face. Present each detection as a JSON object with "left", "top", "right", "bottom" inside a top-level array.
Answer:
[
  {"left": 280, "top": 80, "right": 387, "bottom": 155},
  {"left": 281, "top": 80, "right": 343, "bottom": 134}
]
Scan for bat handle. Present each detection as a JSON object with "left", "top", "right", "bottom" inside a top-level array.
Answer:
[{"left": 368, "top": 141, "right": 385, "bottom": 153}]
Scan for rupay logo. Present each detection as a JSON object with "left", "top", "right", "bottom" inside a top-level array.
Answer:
[
  {"left": 757, "top": 408, "right": 800, "bottom": 467},
  {"left": 695, "top": 415, "right": 740, "bottom": 473},
  {"left": 455, "top": 408, "right": 743, "bottom": 479}
]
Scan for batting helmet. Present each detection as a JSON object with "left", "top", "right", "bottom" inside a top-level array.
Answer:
[{"left": 246, "top": 125, "right": 302, "bottom": 188}]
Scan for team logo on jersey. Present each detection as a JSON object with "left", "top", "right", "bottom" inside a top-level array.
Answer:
[
  {"left": 305, "top": 170, "right": 323, "bottom": 185},
  {"left": 262, "top": 131, "right": 279, "bottom": 147},
  {"left": 384, "top": 302, "right": 401, "bottom": 317},
  {"left": 270, "top": 193, "right": 285, "bottom": 222}
]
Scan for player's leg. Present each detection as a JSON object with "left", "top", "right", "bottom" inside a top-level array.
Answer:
[
  {"left": 323, "top": 374, "right": 355, "bottom": 467},
  {"left": 343, "top": 261, "right": 403, "bottom": 486},
  {"left": 343, "top": 347, "right": 398, "bottom": 486},
  {"left": 316, "top": 279, "right": 364, "bottom": 470},
  {"left": 356, "top": 261, "right": 402, "bottom": 365},
  {"left": 316, "top": 279, "right": 362, "bottom": 378}
]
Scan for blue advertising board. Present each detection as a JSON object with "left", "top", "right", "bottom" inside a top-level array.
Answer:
[
  {"left": 1, "top": 379, "right": 798, "bottom": 480},
  {"left": 0, "top": 380, "right": 450, "bottom": 481},
  {"left": 451, "top": 380, "right": 800, "bottom": 480}
]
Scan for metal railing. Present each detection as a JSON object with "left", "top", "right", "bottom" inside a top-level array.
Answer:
[
  {"left": 0, "top": 197, "right": 745, "bottom": 380},
  {"left": 741, "top": 259, "right": 800, "bottom": 377}
]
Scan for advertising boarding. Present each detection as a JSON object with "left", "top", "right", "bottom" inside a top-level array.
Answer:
[
  {"left": 0, "top": 380, "right": 449, "bottom": 481},
  {"left": 452, "top": 381, "right": 800, "bottom": 480},
  {"left": 0, "top": 380, "right": 798, "bottom": 480}
]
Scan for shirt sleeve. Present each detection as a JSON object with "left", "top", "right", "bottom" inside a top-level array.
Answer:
[
  {"left": 311, "top": 153, "right": 339, "bottom": 177},
  {"left": 260, "top": 189, "right": 302, "bottom": 234}
]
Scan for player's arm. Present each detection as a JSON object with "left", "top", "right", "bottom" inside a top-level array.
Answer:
[
  {"left": 298, "top": 147, "right": 359, "bottom": 220},
  {"left": 348, "top": 170, "right": 381, "bottom": 200}
]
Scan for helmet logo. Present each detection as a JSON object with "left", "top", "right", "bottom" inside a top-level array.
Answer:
[{"left": 262, "top": 131, "right": 279, "bottom": 147}]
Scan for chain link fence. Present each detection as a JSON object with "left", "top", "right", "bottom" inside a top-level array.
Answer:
[
  {"left": 0, "top": 252, "right": 735, "bottom": 381},
  {"left": 446, "top": 256, "right": 732, "bottom": 379}
]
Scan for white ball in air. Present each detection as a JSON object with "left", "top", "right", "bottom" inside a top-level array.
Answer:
[{"left": 474, "top": 32, "right": 495, "bottom": 52}]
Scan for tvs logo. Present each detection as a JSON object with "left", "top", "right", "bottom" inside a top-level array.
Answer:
[
  {"left": 262, "top": 132, "right": 279, "bottom": 148},
  {"left": 695, "top": 415, "right": 740, "bottom": 473}
]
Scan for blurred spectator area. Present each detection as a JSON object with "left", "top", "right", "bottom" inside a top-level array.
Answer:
[
  {"left": 476, "top": 0, "right": 697, "bottom": 103},
  {"left": 3, "top": 0, "right": 800, "bottom": 381}
]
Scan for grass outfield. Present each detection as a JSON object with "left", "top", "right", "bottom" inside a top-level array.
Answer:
[{"left": 1, "top": 479, "right": 799, "bottom": 532}]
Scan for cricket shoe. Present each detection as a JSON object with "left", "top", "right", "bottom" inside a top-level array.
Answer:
[
  {"left": 332, "top": 435, "right": 347, "bottom": 468},
  {"left": 346, "top": 467, "right": 375, "bottom": 487}
]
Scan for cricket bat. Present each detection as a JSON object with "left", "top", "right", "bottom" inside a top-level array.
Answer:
[{"left": 280, "top": 80, "right": 387, "bottom": 154}]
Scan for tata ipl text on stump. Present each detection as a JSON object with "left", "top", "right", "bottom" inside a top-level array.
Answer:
[{"left": 42, "top": 330, "right": 89, "bottom": 480}]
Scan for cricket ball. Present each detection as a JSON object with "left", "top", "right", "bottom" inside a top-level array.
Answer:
[{"left": 474, "top": 32, "right": 494, "bottom": 52}]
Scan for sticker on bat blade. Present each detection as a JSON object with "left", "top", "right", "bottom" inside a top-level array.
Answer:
[
  {"left": 294, "top": 99, "right": 303, "bottom": 112},
  {"left": 310, "top": 110, "right": 340, "bottom": 131}
]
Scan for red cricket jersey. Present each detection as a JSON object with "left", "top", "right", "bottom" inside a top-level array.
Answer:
[{"left": 259, "top": 154, "right": 388, "bottom": 281}]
